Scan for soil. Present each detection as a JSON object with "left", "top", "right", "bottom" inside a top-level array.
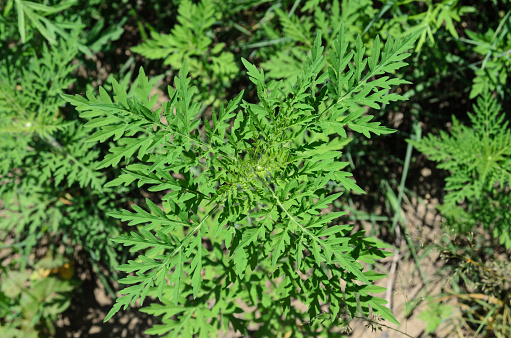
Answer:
[{"left": 349, "top": 195, "right": 446, "bottom": 338}]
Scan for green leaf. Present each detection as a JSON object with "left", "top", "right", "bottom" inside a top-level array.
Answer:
[
  {"left": 97, "top": 137, "right": 153, "bottom": 169},
  {"left": 369, "top": 298, "right": 399, "bottom": 325}
]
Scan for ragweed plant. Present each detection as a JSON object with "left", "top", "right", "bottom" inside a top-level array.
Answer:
[
  {"left": 410, "top": 88, "right": 511, "bottom": 336},
  {"left": 132, "top": 0, "right": 238, "bottom": 106},
  {"left": 0, "top": 35, "right": 135, "bottom": 294},
  {"left": 257, "top": 0, "right": 376, "bottom": 81},
  {"left": 463, "top": 12, "right": 511, "bottom": 99},
  {"left": 409, "top": 89, "right": 511, "bottom": 249},
  {"left": 64, "top": 25, "right": 422, "bottom": 336}
]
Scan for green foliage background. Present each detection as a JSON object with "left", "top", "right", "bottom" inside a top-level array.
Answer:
[{"left": 1, "top": 0, "right": 510, "bottom": 337}]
